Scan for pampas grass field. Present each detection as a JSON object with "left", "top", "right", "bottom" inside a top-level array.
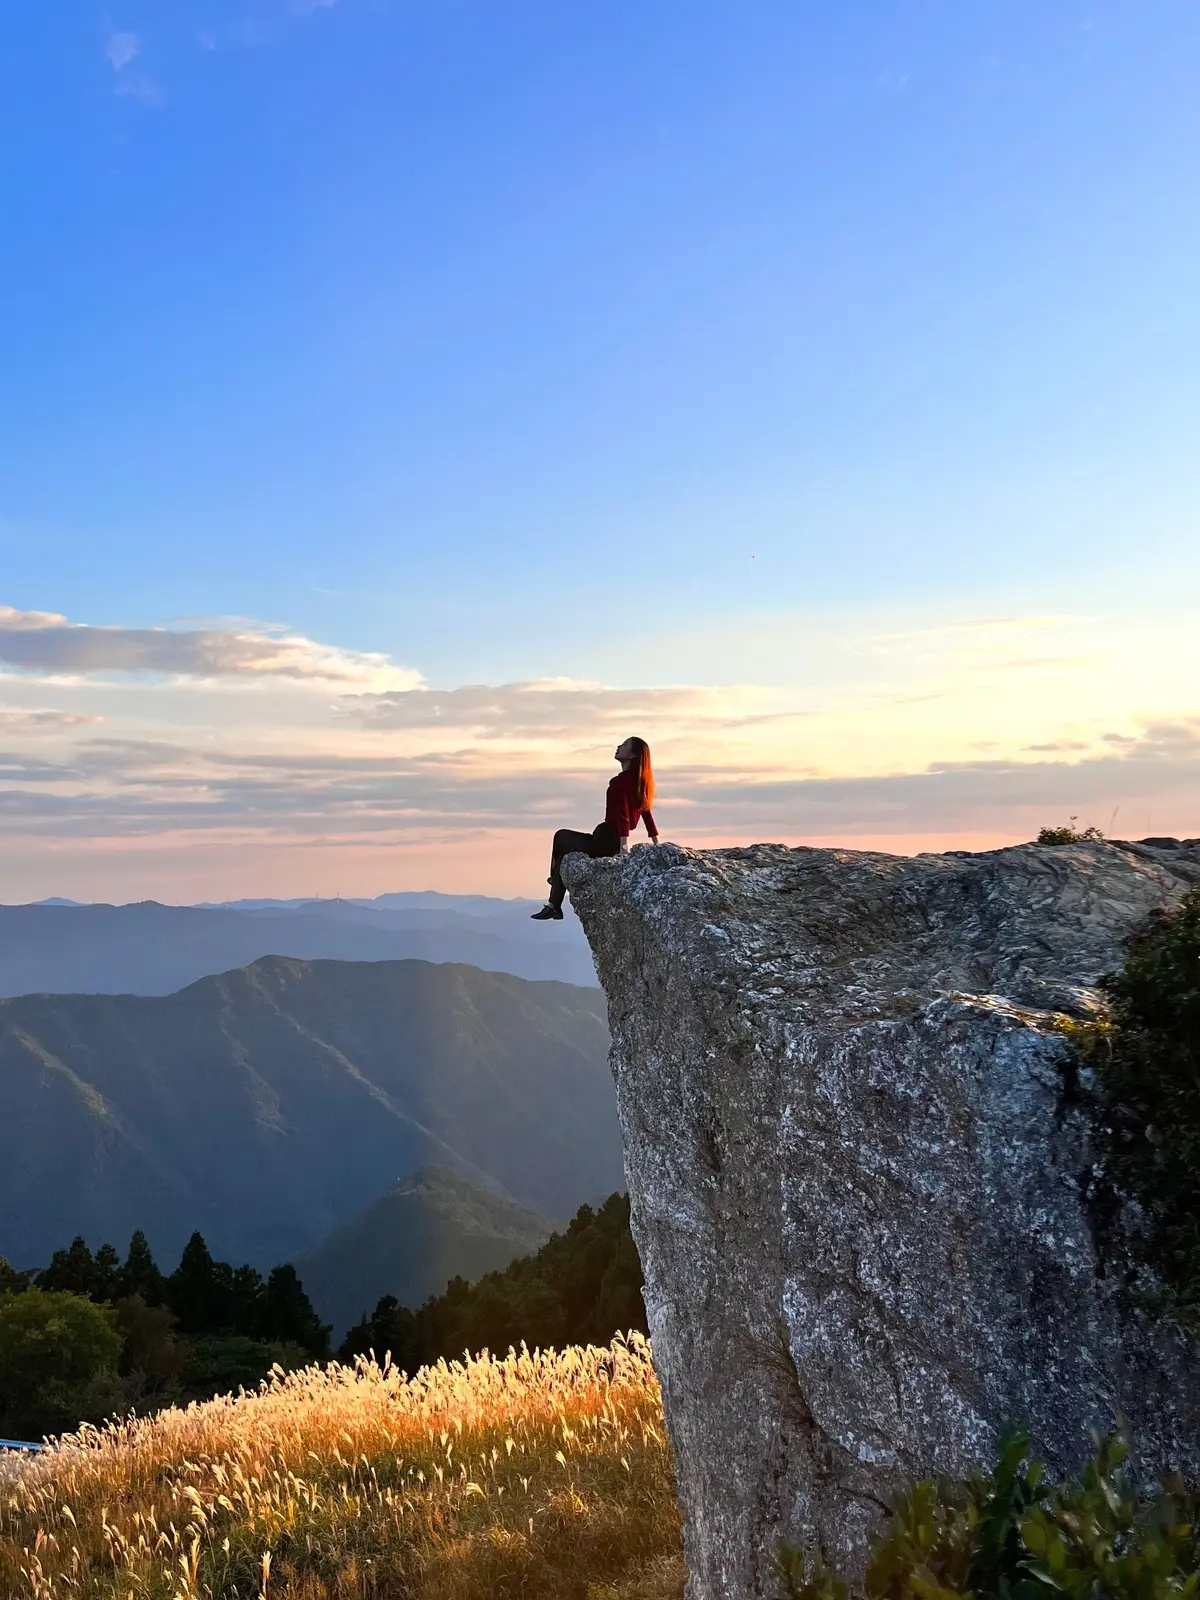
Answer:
[{"left": 0, "top": 1333, "right": 683, "bottom": 1600}]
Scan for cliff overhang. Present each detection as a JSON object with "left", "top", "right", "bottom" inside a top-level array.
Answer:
[{"left": 563, "top": 838, "right": 1200, "bottom": 1600}]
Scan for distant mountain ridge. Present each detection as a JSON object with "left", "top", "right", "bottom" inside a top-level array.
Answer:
[
  {"left": 0, "top": 957, "right": 619, "bottom": 1271},
  {"left": 0, "top": 893, "right": 596, "bottom": 997},
  {"left": 297, "top": 1166, "right": 557, "bottom": 1338},
  {"left": 202, "top": 893, "right": 538, "bottom": 918}
]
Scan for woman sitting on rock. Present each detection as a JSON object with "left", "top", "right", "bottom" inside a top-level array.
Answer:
[{"left": 531, "top": 736, "right": 659, "bottom": 920}]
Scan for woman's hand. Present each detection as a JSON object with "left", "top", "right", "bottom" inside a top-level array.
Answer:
[{"left": 619, "top": 836, "right": 630, "bottom": 854}]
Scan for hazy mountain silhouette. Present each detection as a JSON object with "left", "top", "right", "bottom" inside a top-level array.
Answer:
[
  {"left": 0, "top": 894, "right": 596, "bottom": 997},
  {"left": 297, "top": 1166, "right": 557, "bottom": 1338},
  {"left": 0, "top": 958, "right": 618, "bottom": 1271}
]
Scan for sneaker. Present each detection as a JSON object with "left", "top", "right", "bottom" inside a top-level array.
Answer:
[{"left": 530, "top": 904, "right": 564, "bottom": 921}]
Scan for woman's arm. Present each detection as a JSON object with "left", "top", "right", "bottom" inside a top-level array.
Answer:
[{"left": 642, "top": 808, "right": 659, "bottom": 842}]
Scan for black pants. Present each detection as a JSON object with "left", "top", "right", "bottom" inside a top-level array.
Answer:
[{"left": 548, "top": 822, "right": 619, "bottom": 908}]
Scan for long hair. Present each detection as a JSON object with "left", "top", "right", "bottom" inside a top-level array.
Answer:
[{"left": 628, "top": 737, "right": 655, "bottom": 811}]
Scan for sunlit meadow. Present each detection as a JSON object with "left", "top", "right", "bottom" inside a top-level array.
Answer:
[{"left": 0, "top": 1334, "right": 683, "bottom": 1600}]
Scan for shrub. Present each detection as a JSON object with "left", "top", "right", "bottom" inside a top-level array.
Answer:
[
  {"left": 0, "top": 1257, "right": 25, "bottom": 1297},
  {"left": 0, "top": 1288, "right": 125, "bottom": 1440},
  {"left": 1079, "top": 887, "right": 1200, "bottom": 1325},
  {"left": 777, "top": 1430, "right": 1200, "bottom": 1600},
  {"left": 178, "top": 1334, "right": 315, "bottom": 1401},
  {"left": 114, "top": 1293, "right": 187, "bottom": 1388},
  {"left": 1037, "top": 818, "right": 1105, "bottom": 845}
]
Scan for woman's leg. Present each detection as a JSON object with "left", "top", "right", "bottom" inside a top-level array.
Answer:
[
  {"left": 547, "top": 828, "right": 595, "bottom": 909},
  {"left": 590, "top": 821, "right": 621, "bottom": 857}
]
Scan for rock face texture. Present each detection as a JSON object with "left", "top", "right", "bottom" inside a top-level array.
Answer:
[{"left": 562, "top": 839, "right": 1200, "bottom": 1599}]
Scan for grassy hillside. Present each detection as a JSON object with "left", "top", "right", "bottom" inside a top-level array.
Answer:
[
  {"left": 298, "top": 1166, "right": 557, "bottom": 1338},
  {"left": 0, "top": 957, "right": 619, "bottom": 1269},
  {"left": 0, "top": 1334, "right": 683, "bottom": 1600}
]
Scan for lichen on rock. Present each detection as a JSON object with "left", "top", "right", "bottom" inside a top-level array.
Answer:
[{"left": 562, "top": 838, "right": 1200, "bottom": 1600}]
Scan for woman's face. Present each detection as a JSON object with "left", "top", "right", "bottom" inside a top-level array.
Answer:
[{"left": 614, "top": 738, "right": 637, "bottom": 764}]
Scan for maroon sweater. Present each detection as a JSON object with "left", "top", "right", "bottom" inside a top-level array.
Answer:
[{"left": 605, "top": 769, "right": 658, "bottom": 839}]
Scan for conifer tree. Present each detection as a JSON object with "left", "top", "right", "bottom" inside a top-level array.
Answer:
[
  {"left": 229, "top": 1264, "right": 265, "bottom": 1337},
  {"left": 92, "top": 1243, "right": 121, "bottom": 1304},
  {"left": 119, "top": 1231, "right": 166, "bottom": 1306},
  {"left": 260, "top": 1265, "right": 330, "bottom": 1356},
  {"left": 340, "top": 1295, "right": 421, "bottom": 1371},
  {"left": 38, "top": 1236, "right": 97, "bottom": 1297},
  {"left": 168, "top": 1233, "right": 225, "bottom": 1336}
]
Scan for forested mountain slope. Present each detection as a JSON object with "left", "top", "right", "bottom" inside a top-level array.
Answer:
[
  {"left": 0, "top": 958, "right": 617, "bottom": 1271},
  {"left": 297, "top": 1166, "right": 557, "bottom": 1337}
]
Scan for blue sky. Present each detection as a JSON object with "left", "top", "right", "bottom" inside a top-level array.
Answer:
[{"left": 0, "top": 2, "right": 1197, "bottom": 899}]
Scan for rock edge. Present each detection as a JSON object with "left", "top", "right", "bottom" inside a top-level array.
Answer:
[{"left": 564, "top": 839, "right": 1200, "bottom": 1600}]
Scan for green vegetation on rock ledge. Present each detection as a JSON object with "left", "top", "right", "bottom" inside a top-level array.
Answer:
[
  {"left": 1070, "top": 887, "right": 1200, "bottom": 1327},
  {"left": 778, "top": 1431, "right": 1199, "bottom": 1600},
  {"left": 1037, "top": 818, "right": 1106, "bottom": 845}
]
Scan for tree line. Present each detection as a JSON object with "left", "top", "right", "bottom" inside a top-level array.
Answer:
[
  {"left": 0, "top": 1231, "right": 329, "bottom": 1441},
  {"left": 339, "top": 1191, "right": 646, "bottom": 1371},
  {"left": 0, "top": 1193, "right": 648, "bottom": 1442}
]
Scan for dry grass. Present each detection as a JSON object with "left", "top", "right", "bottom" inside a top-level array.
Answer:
[{"left": 0, "top": 1332, "right": 684, "bottom": 1600}]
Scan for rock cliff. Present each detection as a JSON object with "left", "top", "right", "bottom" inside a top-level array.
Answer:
[{"left": 562, "top": 838, "right": 1200, "bottom": 1599}]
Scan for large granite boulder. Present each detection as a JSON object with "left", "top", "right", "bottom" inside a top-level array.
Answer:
[{"left": 562, "top": 838, "right": 1200, "bottom": 1599}]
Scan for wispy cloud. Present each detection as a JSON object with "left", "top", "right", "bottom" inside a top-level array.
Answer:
[
  {"left": 104, "top": 27, "right": 163, "bottom": 106},
  {"left": 347, "top": 679, "right": 763, "bottom": 741},
  {"left": 116, "top": 73, "right": 164, "bottom": 107},
  {"left": 187, "top": 3, "right": 341, "bottom": 56},
  {"left": 105, "top": 29, "right": 140, "bottom": 70},
  {"left": 0, "top": 607, "right": 417, "bottom": 687},
  {"left": 0, "top": 708, "right": 102, "bottom": 732}
]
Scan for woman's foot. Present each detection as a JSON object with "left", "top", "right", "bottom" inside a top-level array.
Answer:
[{"left": 530, "top": 904, "right": 564, "bottom": 921}]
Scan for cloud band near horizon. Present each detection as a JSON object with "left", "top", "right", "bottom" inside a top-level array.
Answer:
[{"left": 0, "top": 602, "right": 1196, "bottom": 899}]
